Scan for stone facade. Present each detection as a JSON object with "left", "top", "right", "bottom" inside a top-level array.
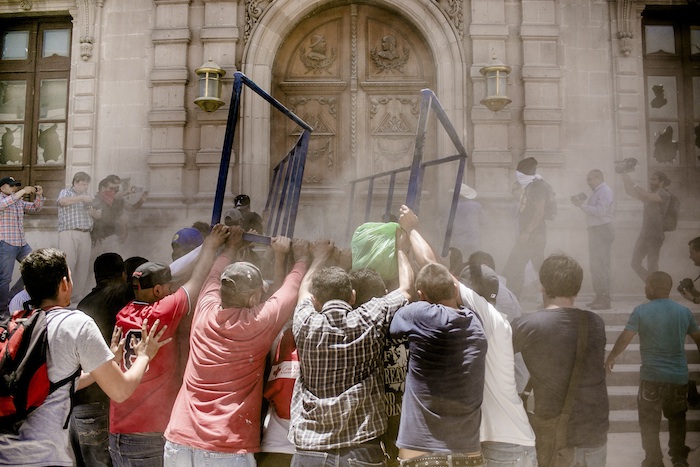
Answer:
[{"left": 1, "top": 0, "right": 698, "bottom": 296}]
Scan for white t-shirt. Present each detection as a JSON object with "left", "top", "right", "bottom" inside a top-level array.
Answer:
[
  {"left": 0, "top": 308, "right": 114, "bottom": 466},
  {"left": 458, "top": 283, "right": 535, "bottom": 446}
]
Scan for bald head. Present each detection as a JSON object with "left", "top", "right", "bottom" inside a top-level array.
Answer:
[{"left": 645, "top": 271, "right": 672, "bottom": 300}]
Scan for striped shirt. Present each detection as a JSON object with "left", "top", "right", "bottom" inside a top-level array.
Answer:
[
  {"left": 289, "top": 289, "right": 408, "bottom": 450},
  {"left": 57, "top": 187, "right": 93, "bottom": 231},
  {"left": 0, "top": 192, "right": 44, "bottom": 246}
]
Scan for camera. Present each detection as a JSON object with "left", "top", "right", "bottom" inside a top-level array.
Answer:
[
  {"left": 614, "top": 157, "right": 637, "bottom": 173},
  {"left": 678, "top": 278, "right": 695, "bottom": 294},
  {"left": 570, "top": 192, "right": 587, "bottom": 203}
]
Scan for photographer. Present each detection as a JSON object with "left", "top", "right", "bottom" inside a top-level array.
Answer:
[
  {"left": 678, "top": 237, "right": 700, "bottom": 305},
  {"left": 619, "top": 169, "right": 671, "bottom": 283},
  {"left": 571, "top": 169, "right": 614, "bottom": 310},
  {"left": 0, "top": 176, "right": 44, "bottom": 320}
]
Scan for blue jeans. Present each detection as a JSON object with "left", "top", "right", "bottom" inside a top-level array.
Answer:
[
  {"left": 164, "top": 440, "right": 256, "bottom": 467},
  {"left": 0, "top": 241, "right": 31, "bottom": 319},
  {"left": 292, "top": 441, "right": 386, "bottom": 467},
  {"left": 638, "top": 380, "right": 690, "bottom": 467},
  {"left": 481, "top": 442, "right": 536, "bottom": 467},
  {"left": 70, "top": 402, "right": 112, "bottom": 467},
  {"left": 110, "top": 433, "right": 165, "bottom": 467}
]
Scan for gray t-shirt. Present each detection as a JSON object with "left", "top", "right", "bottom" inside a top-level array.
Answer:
[{"left": 0, "top": 308, "right": 113, "bottom": 466}]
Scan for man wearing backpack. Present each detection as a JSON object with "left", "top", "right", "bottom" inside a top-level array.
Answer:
[
  {"left": 0, "top": 248, "right": 170, "bottom": 466},
  {"left": 504, "top": 157, "right": 551, "bottom": 299},
  {"left": 620, "top": 171, "right": 671, "bottom": 282}
]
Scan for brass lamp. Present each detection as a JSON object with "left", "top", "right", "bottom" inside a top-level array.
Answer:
[
  {"left": 194, "top": 59, "right": 226, "bottom": 112},
  {"left": 479, "top": 55, "right": 512, "bottom": 112}
]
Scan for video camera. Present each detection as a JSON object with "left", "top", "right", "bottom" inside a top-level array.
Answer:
[
  {"left": 678, "top": 277, "right": 695, "bottom": 294},
  {"left": 570, "top": 192, "right": 587, "bottom": 203},
  {"left": 614, "top": 157, "right": 637, "bottom": 174}
]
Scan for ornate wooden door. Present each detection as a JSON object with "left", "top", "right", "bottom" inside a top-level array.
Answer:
[{"left": 271, "top": 2, "right": 436, "bottom": 229}]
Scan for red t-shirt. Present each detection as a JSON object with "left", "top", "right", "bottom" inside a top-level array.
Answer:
[
  {"left": 164, "top": 256, "right": 306, "bottom": 453},
  {"left": 110, "top": 287, "right": 190, "bottom": 433}
]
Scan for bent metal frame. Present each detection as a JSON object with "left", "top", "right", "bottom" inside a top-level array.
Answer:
[
  {"left": 211, "top": 71, "right": 313, "bottom": 244},
  {"left": 346, "top": 88, "right": 468, "bottom": 257}
]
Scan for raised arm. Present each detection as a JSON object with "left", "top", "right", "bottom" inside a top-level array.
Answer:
[
  {"left": 297, "top": 239, "right": 333, "bottom": 303},
  {"left": 620, "top": 172, "right": 662, "bottom": 203},
  {"left": 398, "top": 204, "right": 437, "bottom": 268},
  {"left": 271, "top": 236, "right": 291, "bottom": 292},
  {"left": 181, "top": 224, "right": 230, "bottom": 306}
]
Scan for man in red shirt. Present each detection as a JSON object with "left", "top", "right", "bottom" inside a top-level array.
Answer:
[
  {"left": 109, "top": 224, "right": 230, "bottom": 467},
  {"left": 164, "top": 232, "right": 331, "bottom": 467}
]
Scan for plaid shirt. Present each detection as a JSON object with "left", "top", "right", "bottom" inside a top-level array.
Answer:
[
  {"left": 0, "top": 192, "right": 44, "bottom": 246},
  {"left": 289, "top": 289, "right": 408, "bottom": 450},
  {"left": 57, "top": 187, "right": 93, "bottom": 231}
]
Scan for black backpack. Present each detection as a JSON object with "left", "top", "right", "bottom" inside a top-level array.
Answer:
[
  {"left": 0, "top": 308, "right": 80, "bottom": 433},
  {"left": 663, "top": 192, "right": 680, "bottom": 232}
]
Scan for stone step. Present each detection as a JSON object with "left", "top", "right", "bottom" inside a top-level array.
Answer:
[{"left": 610, "top": 409, "right": 700, "bottom": 433}]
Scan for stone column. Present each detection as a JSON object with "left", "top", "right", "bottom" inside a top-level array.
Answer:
[
  {"left": 148, "top": 0, "right": 190, "bottom": 207},
  {"left": 469, "top": 0, "right": 514, "bottom": 195},
  {"left": 193, "top": 0, "right": 240, "bottom": 207}
]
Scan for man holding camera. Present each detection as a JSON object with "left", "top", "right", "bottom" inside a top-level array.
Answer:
[
  {"left": 571, "top": 169, "right": 614, "bottom": 310},
  {"left": 0, "top": 176, "right": 44, "bottom": 320}
]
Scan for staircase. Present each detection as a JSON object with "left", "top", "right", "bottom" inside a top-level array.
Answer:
[{"left": 597, "top": 303, "right": 700, "bottom": 432}]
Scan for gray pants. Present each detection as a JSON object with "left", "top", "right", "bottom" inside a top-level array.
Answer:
[{"left": 588, "top": 223, "right": 614, "bottom": 301}]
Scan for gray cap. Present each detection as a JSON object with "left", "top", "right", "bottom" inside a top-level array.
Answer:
[{"left": 221, "top": 262, "right": 268, "bottom": 294}]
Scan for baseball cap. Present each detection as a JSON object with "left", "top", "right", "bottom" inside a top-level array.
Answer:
[
  {"left": 516, "top": 157, "right": 538, "bottom": 175},
  {"left": 234, "top": 194, "right": 251, "bottom": 208},
  {"left": 220, "top": 262, "right": 268, "bottom": 294},
  {"left": 0, "top": 176, "right": 21, "bottom": 187},
  {"left": 224, "top": 208, "right": 243, "bottom": 226},
  {"left": 171, "top": 227, "right": 204, "bottom": 249},
  {"left": 132, "top": 262, "right": 172, "bottom": 289},
  {"left": 460, "top": 264, "right": 499, "bottom": 303}
]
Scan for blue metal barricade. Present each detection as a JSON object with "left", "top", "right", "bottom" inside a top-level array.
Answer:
[{"left": 211, "top": 72, "right": 312, "bottom": 244}]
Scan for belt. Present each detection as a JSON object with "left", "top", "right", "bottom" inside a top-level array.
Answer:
[
  {"left": 73, "top": 228, "right": 91, "bottom": 232},
  {"left": 400, "top": 454, "right": 483, "bottom": 467}
]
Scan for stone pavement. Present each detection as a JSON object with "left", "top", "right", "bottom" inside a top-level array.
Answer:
[{"left": 607, "top": 432, "right": 700, "bottom": 466}]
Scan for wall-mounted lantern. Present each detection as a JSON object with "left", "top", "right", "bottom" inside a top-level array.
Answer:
[
  {"left": 194, "top": 59, "right": 226, "bottom": 112},
  {"left": 479, "top": 55, "right": 512, "bottom": 112}
]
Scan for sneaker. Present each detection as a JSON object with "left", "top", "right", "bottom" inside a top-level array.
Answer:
[
  {"left": 672, "top": 462, "right": 689, "bottom": 467},
  {"left": 590, "top": 301, "right": 611, "bottom": 310},
  {"left": 586, "top": 298, "right": 600, "bottom": 307}
]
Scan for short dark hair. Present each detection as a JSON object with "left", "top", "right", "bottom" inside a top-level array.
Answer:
[
  {"left": 689, "top": 237, "right": 700, "bottom": 252},
  {"left": 415, "top": 263, "right": 454, "bottom": 303},
  {"left": 72, "top": 171, "right": 91, "bottom": 185},
  {"left": 20, "top": 248, "right": 69, "bottom": 307},
  {"left": 124, "top": 256, "right": 148, "bottom": 283},
  {"left": 349, "top": 268, "right": 386, "bottom": 307},
  {"left": 539, "top": 254, "right": 583, "bottom": 299},
  {"left": 98, "top": 174, "right": 121, "bottom": 190},
  {"left": 468, "top": 251, "right": 496, "bottom": 271},
  {"left": 94, "top": 253, "right": 124, "bottom": 284},
  {"left": 652, "top": 171, "right": 671, "bottom": 188},
  {"left": 310, "top": 267, "right": 353, "bottom": 306}
]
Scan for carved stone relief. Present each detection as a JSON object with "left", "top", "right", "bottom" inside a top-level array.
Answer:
[
  {"left": 370, "top": 96, "right": 419, "bottom": 177},
  {"left": 432, "top": 0, "right": 463, "bottom": 39},
  {"left": 299, "top": 35, "right": 337, "bottom": 74},
  {"left": 614, "top": 0, "right": 637, "bottom": 56},
  {"left": 288, "top": 96, "right": 337, "bottom": 184},
  {"left": 244, "top": 0, "right": 273, "bottom": 44},
  {"left": 370, "top": 35, "right": 410, "bottom": 73}
]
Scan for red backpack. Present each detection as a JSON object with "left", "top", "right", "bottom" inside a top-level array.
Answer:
[{"left": 0, "top": 307, "right": 80, "bottom": 433}]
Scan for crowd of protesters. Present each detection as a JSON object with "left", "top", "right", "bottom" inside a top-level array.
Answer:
[{"left": 0, "top": 164, "right": 699, "bottom": 467}]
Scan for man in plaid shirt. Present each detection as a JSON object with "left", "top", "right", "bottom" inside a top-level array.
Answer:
[
  {"left": 289, "top": 237, "right": 413, "bottom": 467},
  {"left": 0, "top": 176, "right": 44, "bottom": 320},
  {"left": 57, "top": 171, "right": 99, "bottom": 303}
]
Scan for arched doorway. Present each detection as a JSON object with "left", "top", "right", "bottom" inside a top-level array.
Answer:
[{"left": 241, "top": 0, "right": 464, "bottom": 241}]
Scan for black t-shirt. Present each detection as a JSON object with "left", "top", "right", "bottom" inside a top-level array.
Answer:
[{"left": 512, "top": 307, "right": 609, "bottom": 448}]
